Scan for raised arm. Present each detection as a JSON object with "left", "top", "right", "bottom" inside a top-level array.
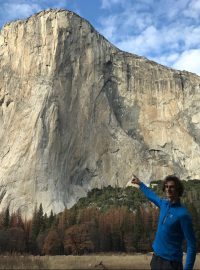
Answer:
[
  {"left": 180, "top": 213, "right": 196, "bottom": 270},
  {"left": 131, "top": 175, "right": 162, "bottom": 208}
]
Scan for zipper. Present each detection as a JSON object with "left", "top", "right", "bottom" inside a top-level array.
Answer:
[{"left": 162, "top": 203, "right": 170, "bottom": 224}]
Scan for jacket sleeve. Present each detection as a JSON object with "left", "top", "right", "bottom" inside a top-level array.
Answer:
[
  {"left": 139, "top": 182, "right": 162, "bottom": 208},
  {"left": 180, "top": 213, "right": 196, "bottom": 270}
]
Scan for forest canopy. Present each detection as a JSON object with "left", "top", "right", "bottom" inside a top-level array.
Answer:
[{"left": 0, "top": 180, "right": 199, "bottom": 255}]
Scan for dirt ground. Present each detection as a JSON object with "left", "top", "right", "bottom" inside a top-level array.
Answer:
[{"left": 0, "top": 253, "right": 199, "bottom": 269}]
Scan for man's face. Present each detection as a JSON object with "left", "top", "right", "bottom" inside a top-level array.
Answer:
[{"left": 165, "top": 180, "right": 179, "bottom": 201}]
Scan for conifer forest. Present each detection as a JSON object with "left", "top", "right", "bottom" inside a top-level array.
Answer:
[{"left": 0, "top": 180, "right": 200, "bottom": 255}]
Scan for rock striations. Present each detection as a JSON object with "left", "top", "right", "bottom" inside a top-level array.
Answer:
[{"left": 0, "top": 9, "right": 200, "bottom": 216}]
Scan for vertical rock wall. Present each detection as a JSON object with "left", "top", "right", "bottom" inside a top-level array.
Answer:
[{"left": 0, "top": 9, "right": 200, "bottom": 216}]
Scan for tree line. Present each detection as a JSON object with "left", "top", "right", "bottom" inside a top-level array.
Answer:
[{"left": 0, "top": 180, "right": 199, "bottom": 255}]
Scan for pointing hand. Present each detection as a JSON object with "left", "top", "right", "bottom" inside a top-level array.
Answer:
[
  {"left": 126, "top": 174, "right": 141, "bottom": 188},
  {"left": 131, "top": 175, "right": 141, "bottom": 185}
]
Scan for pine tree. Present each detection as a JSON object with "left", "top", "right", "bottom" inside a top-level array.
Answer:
[
  {"left": 48, "top": 210, "right": 55, "bottom": 228},
  {"left": 133, "top": 206, "right": 143, "bottom": 251},
  {"left": 3, "top": 207, "right": 10, "bottom": 229},
  {"left": 29, "top": 204, "right": 45, "bottom": 253}
]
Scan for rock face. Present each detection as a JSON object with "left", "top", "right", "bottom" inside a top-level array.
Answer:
[{"left": 0, "top": 9, "right": 200, "bottom": 216}]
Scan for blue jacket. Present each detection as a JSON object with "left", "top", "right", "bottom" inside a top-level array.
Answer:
[{"left": 140, "top": 182, "right": 196, "bottom": 270}]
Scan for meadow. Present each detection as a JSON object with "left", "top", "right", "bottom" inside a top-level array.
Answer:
[{"left": 0, "top": 253, "right": 200, "bottom": 269}]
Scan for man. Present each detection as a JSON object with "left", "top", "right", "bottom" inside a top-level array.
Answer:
[{"left": 131, "top": 175, "right": 196, "bottom": 270}]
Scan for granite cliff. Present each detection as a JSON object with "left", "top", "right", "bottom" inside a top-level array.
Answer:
[{"left": 0, "top": 9, "right": 200, "bottom": 216}]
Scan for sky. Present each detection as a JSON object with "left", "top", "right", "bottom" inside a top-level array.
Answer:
[{"left": 0, "top": 0, "right": 200, "bottom": 75}]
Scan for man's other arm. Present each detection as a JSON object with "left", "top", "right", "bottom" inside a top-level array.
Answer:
[{"left": 180, "top": 213, "right": 196, "bottom": 270}]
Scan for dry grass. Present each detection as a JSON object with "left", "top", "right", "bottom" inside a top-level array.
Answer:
[{"left": 0, "top": 253, "right": 199, "bottom": 269}]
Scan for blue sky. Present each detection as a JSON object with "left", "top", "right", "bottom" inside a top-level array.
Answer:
[{"left": 0, "top": 0, "right": 200, "bottom": 75}]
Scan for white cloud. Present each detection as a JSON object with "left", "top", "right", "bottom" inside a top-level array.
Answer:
[
  {"left": 4, "top": 2, "right": 41, "bottom": 20},
  {"left": 0, "top": 1, "right": 42, "bottom": 26},
  {"left": 184, "top": 0, "right": 200, "bottom": 19},
  {"left": 99, "top": 15, "right": 118, "bottom": 40},
  {"left": 0, "top": 0, "right": 70, "bottom": 27},
  {"left": 173, "top": 49, "right": 200, "bottom": 75},
  {"left": 153, "top": 0, "right": 189, "bottom": 20},
  {"left": 116, "top": 26, "right": 161, "bottom": 56},
  {"left": 101, "top": 0, "right": 122, "bottom": 9},
  {"left": 98, "top": 8, "right": 153, "bottom": 45},
  {"left": 115, "top": 25, "right": 184, "bottom": 57},
  {"left": 120, "top": 9, "right": 153, "bottom": 33},
  {"left": 184, "top": 26, "right": 200, "bottom": 49}
]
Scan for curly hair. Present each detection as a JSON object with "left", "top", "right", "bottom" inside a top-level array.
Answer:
[{"left": 162, "top": 175, "right": 184, "bottom": 197}]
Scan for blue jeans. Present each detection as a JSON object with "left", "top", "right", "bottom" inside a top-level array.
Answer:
[{"left": 150, "top": 253, "right": 183, "bottom": 270}]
